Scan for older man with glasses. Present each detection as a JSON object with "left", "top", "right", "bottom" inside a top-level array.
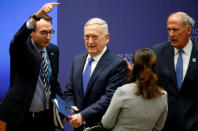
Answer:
[{"left": 0, "top": 3, "right": 63, "bottom": 131}]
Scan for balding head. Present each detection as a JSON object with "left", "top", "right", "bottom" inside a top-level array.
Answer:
[
  {"left": 167, "top": 12, "right": 195, "bottom": 49},
  {"left": 168, "top": 12, "right": 195, "bottom": 28}
]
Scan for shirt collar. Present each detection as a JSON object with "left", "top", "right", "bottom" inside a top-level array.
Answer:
[
  {"left": 87, "top": 46, "right": 107, "bottom": 63},
  {"left": 31, "top": 39, "right": 46, "bottom": 53},
  {"left": 174, "top": 38, "right": 192, "bottom": 56}
]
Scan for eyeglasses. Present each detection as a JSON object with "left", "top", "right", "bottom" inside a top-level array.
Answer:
[{"left": 36, "top": 30, "right": 55, "bottom": 36}]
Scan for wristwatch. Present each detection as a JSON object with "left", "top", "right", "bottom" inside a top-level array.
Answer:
[{"left": 31, "top": 13, "right": 41, "bottom": 21}]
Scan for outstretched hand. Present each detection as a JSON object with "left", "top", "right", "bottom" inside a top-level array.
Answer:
[
  {"left": 124, "top": 58, "right": 133, "bottom": 76},
  {"left": 36, "top": 2, "right": 60, "bottom": 17}
]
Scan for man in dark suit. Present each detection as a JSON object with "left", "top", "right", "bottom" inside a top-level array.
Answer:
[
  {"left": 63, "top": 18, "right": 127, "bottom": 130},
  {"left": 153, "top": 12, "right": 198, "bottom": 131},
  {"left": 0, "top": 3, "right": 62, "bottom": 131}
]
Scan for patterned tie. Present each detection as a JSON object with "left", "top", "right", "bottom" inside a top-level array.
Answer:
[
  {"left": 176, "top": 49, "right": 184, "bottom": 90},
  {"left": 82, "top": 57, "right": 94, "bottom": 94},
  {"left": 40, "top": 51, "right": 50, "bottom": 109}
]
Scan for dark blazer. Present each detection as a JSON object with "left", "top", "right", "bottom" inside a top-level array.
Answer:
[
  {"left": 153, "top": 41, "right": 198, "bottom": 131},
  {"left": 0, "top": 23, "right": 62, "bottom": 126},
  {"left": 64, "top": 49, "right": 127, "bottom": 129}
]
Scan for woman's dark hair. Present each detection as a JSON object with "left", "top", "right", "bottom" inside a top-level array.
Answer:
[{"left": 129, "top": 48, "right": 164, "bottom": 99}]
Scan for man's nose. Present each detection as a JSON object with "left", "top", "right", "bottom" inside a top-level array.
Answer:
[
  {"left": 88, "top": 37, "right": 94, "bottom": 43},
  {"left": 46, "top": 33, "right": 51, "bottom": 39},
  {"left": 169, "top": 30, "right": 174, "bottom": 37}
]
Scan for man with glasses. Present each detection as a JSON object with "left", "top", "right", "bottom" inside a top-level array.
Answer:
[{"left": 0, "top": 3, "right": 62, "bottom": 131}]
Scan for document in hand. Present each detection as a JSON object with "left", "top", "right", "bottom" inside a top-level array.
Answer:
[{"left": 52, "top": 94, "right": 75, "bottom": 118}]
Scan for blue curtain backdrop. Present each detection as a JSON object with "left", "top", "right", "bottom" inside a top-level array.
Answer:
[
  {"left": 58, "top": 1, "right": 198, "bottom": 130},
  {"left": 1, "top": 0, "right": 198, "bottom": 131},
  {"left": 58, "top": 1, "right": 198, "bottom": 90}
]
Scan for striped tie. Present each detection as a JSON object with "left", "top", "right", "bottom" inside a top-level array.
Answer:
[
  {"left": 40, "top": 51, "right": 50, "bottom": 109},
  {"left": 40, "top": 51, "right": 49, "bottom": 88}
]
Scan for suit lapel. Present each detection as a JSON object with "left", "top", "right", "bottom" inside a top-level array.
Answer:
[
  {"left": 78, "top": 54, "right": 88, "bottom": 97},
  {"left": 164, "top": 44, "right": 179, "bottom": 92},
  {"left": 168, "top": 45, "right": 178, "bottom": 89},
  {"left": 182, "top": 42, "right": 198, "bottom": 87},
  {"left": 47, "top": 45, "right": 56, "bottom": 80},
  {"left": 84, "top": 50, "right": 110, "bottom": 96},
  {"left": 27, "top": 37, "right": 41, "bottom": 77}
]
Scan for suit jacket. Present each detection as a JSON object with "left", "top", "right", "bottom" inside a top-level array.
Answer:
[
  {"left": 64, "top": 49, "right": 127, "bottom": 129},
  {"left": 153, "top": 42, "right": 198, "bottom": 131},
  {"left": 0, "top": 22, "right": 62, "bottom": 126},
  {"left": 102, "top": 83, "right": 168, "bottom": 131}
]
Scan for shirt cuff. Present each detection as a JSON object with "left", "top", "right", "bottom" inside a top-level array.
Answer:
[{"left": 26, "top": 20, "right": 35, "bottom": 30}]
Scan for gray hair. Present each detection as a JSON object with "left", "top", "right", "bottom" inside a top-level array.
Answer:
[
  {"left": 183, "top": 14, "right": 195, "bottom": 27},
  {"left": 168, "top": 12, "right": 195, "bottom": 28},
  {"left": 84, "top": 18, "right": 108, "bottom": 35}
]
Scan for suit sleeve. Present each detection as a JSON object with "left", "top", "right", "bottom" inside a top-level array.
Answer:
[
  {"left": 63, "top": 60, "right": 76, "bottom": 106},
  {"left": 9, "top": 22, "right": 32, "bottom": 55},
  {"left": 152, "top": 44, "right": 159, "bottom": 55},
  {"left": 101, "top": 87, "right": 123, "bottom": 129},
  {"left": 81, "top": 60, "right": 127, "bottom": 122},
  {"left": 9, "top": 22, "right": 32, "bottom": 88},
  {"left": 50, "top": 46, "right": 62, "bottom": 98}
]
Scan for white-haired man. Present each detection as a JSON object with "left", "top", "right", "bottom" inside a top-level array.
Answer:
[
  {"left": 153, "top": 12, "right": 198, "bottom": 131},
  {"left": 63, "top": 18, "right": 127, "bottom": 130}
]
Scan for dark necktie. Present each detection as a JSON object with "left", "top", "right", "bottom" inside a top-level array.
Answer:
[
  {"left": 40, "top": 51, "right": 50, "bottom": 109},
  {"left": 82, "top": 57, "right": 94, "bottom": 94},
  {"left": 176, "top": 49, "right": 184, "bottom": 90}
]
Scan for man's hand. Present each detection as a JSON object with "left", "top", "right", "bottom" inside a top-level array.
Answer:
[
  {"left": 36, "top": 2, "right": 60, "bottom": 17},
  {"left": 71, "top": 106, "right": 79, "bottom": 112},
  {"left": 29, "top": 2, "right": 60, "bottom": 25},
  {"left": 68, "top": 113, "right": 83, "bottom": 128},
  {"left": 124, "top": 58, "right": 133, "bottom": 76}
]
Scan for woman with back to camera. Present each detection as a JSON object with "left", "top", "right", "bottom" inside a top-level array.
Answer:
[{"left": 102, "top": 48, "right": 168, "bottom": 131}]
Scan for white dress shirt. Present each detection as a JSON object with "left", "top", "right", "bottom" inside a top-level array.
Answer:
[
  {"left": 83, "top": 46, "right": 107, "bottom": 76},
  {"left": 174, "top": 38, "right": 192, "bottom": 81}
]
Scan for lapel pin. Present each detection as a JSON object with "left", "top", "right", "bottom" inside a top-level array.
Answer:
[
  {"left": 192, "top": 58, "right": 196, "bottom": 62},
  {"left": 51, "top": 52, "right": 54, "bottom": 56}
]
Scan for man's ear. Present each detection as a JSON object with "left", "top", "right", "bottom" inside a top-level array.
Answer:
[
  {"left": 187, "top": 25, "right": 192, "bottom": 35},
  {"left": 106, "top": 33, "right": 110, "bottom": 39},
  {"left": 105, "top": 33, "right": 110, "bottom": 43}
]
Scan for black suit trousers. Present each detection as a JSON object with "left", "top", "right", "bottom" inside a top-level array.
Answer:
[{"left": 6, "top": 110, "right": 55, "bottom": 131}]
